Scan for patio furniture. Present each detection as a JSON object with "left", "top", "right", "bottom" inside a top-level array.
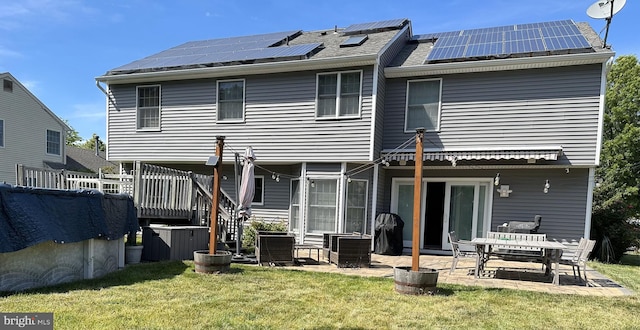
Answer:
[
  {"left": 255, "top": 232, "right": 295, "bottom": 266},
  {"left": 486, "top": 232, "right": 547, "bottom": 264},
  {"left": 448, "top": 231, "right": 476, "bottom": 274},
  {"left": 560, "top": 238, "right": 596, "bottom": 284},
  {"left": 328, "top": 234, "right": 372, "bottom": 268},
  {"left": 470, "top": 235, "right": 566, "bottom": 285},
  {"left": 322, "top": 233, "right": 355, "bottom": 261}
]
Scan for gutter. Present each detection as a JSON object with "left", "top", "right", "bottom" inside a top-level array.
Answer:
[
  {"left": 96, "top": 54, "right": 378, "bottom": 85},
  {"left": 384, "top": 51, "right": 614, "bottom": 78}
]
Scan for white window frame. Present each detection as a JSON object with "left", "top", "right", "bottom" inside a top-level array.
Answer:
[
  {"left": 252, "top": 175, "right": 265, "bottom": 206},
  {"left": 289, "top": 179, "right": 301, "bottom": 233},
  {"left": 305, "top": 177, "right": 339, "bottom": 234},
  {"left": 315, "top": 70, "right": 363, "bottom": 120},
  {"left": 344, "top": 178, "right": 368, "bottom": 233},
  {"left": 46, "top": 129, "right": 61, "bottom": 156},
  {"left": 216, "top": 79, "right": 245, "bottom": 123},
  {"left": 0, "top": 119, "right": 4, "bottom": 148},
  {"left": 404, "top": 78, "right": 443, "bottom": 133},
  {"left": 136, "top": 85, "right": 161, "bottom": 131}
]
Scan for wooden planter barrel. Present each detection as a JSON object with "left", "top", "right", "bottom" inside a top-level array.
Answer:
[
  {"left": 193, "top": 250, "right": 232, "bottom": 274},
  {"left": 394, "top": 266, "right": 439, "bottom": 295}
]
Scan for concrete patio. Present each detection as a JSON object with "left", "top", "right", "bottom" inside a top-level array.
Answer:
[{"left": 276, "top": 252, "right": 634, "bottom": 297}]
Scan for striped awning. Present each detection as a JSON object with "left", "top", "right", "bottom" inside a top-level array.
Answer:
[{"left": 382, "top": 147, "right": 562, "bottom": 162}]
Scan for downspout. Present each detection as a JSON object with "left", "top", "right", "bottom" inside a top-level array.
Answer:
[
  {"left": 370, "top": 163, "right": 379, "bottom": 250},
  {"left": 585, "top": 167, "right": 595, "bottom": 239},
  {"left": 95, "top": 80, "right": 113, "bottom": 160}
]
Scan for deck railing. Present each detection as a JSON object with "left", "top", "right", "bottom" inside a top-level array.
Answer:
[{"left": 15, "top": 163, "right": 238, "bottom": 243}]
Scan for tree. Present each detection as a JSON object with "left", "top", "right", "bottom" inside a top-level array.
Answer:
[
  {"left": 592, "top": 55, "right": 640, "bottom": 262},
  {"left": 78, "top": 133, "right": 106, "bottom": 152},
  {"left": 64, "top": 120, "right": 83, "bottom": 146}
]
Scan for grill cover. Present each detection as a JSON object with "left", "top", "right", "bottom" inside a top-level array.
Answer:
[{"left": 374, "top": 213, "right": 404, "bottom": 255}]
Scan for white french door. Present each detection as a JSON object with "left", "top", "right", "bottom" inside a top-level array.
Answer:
[
  {"left": 441, "top": 181, "right": 490, "bottom": 250},
  {"left": 391, "top": 178, "right": 492, "bottom": 251}
]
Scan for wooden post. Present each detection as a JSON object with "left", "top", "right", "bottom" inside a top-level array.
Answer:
[
  {"left": 209, "top": 136, "right": 225, "bottom": 255},
  {"left": 412, "top": 128, "right": 425, "bottom": 271}
]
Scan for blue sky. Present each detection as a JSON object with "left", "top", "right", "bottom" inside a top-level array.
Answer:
[{"left": 1, "top": 0, "right": 637, "bottom": 142}]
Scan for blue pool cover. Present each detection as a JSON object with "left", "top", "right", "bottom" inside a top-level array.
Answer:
[{"left": 0, "top": 184, "right": 139, "bottom": 253}]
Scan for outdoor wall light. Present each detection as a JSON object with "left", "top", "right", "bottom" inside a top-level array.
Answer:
[
  {"left": 310, "top": 180, "right": 315, "bottom": 188},
  {"left": 494, "top": 173, "right": 500, "bottom": 186},
  {"left": 347, "top": 177, "right": 352, "bottom": 183},
  {"left": 222, "top": 175, "right": 228, "bottom": 180},
  {"left": 450, "top": 157, "right": 457, "bottom": 167},
  {"left": 497, "top": 185, "right": 512, "bottom": 198},
  {"left": 275, "top": 175, "right": 280, "bottom": 183},
  {"left": 544, "top": 180, "right": 550, "bottom": 194},
  {"left": 272, "top": 172, "right": 277, "bottom": 180}
]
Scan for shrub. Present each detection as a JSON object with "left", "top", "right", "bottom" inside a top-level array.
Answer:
[
  {"left": 242, "top": 219, "right": 288, "bottom": 248},
  {"left": 591, "top": 205, "right": 640, "bottom": 263}
]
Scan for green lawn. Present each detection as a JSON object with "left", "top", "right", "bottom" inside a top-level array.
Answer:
[{"left": 1, "top": 256, "right": 639, "bottom": 330}]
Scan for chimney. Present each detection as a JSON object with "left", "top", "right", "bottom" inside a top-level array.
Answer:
[{"left": 94, "top": 135, "right": 100, "bottom": 156}]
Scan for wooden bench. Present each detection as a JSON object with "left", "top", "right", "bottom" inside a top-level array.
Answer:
[
  {"left": 255, "top": 232, "right": 295, "bottom": 266},
  {"left": 328, "top": 234, "right": 372, "bottom": 268},
  {"left": 486, "top": 232, "right": 547, "bottom": 262}
]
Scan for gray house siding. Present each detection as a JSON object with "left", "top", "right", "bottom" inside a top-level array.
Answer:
[
  {"left": 382, "top": 64, "right": 603, "bottom": 166},
  {"left": 380, "top": 167, "right": 589, "bottom": 241},
  {"left": 0, "top": 74, "right": 66, "bottom": 184},
  {"left": 107, "top": 67, "right": 376, "bottom": 164}
]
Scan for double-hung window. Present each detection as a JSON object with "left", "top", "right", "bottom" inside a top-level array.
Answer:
[
  {"left": 405, "top": 79, "right": 442, "bottom": 132},
  {"left": 46, "top": 129, "right": 61, "bottom": 155},
  {"left": 0, "top": 119, "right": 4, "bottom": 147},
  {"left": 316, "top": 71, "right": 362, "bottom": 118},
  {"left": 217, "top": 79, "right": 245, "bottom": 122},
  {"left": 137, "top": 85, "right": 161, "bottom": 130}
]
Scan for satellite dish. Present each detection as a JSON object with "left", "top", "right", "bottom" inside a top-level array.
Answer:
[
  {"left": 586, "top": 0, "right": 626, "bottom": 49},
  {"left": 587, "top": 0, "right": 626, "bottom": 19}
]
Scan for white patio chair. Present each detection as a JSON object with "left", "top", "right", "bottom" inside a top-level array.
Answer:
[
  {"left": 448, "top": 231, "right": 476, "bottom": 274},
  {"left": 560, "top": 238, "right": 596, "bottom": 284}
]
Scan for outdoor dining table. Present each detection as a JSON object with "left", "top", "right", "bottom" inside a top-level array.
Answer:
[{"left": 470, "top": 237, "right": 567, "bottom": 286}]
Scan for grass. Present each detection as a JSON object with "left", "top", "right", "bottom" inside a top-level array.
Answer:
[{"left": 1, "top": 257, "right": 639, "bottom": 329}]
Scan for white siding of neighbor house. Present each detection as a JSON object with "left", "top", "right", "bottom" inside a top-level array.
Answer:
[
  {"left": 107, "top": 67, "right": 375, "bottom": 164},
  {"left": 0, "top": 75, "right": 66, "bottom": 184},
  {"left": 382, "top": 64, "right": 603, "bottom": 166}
]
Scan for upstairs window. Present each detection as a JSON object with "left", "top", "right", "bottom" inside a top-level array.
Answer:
[
  {"left": 0, "top": 119, "right": 4, "bottom": 147},
  {"left": 405, "top": 79, "right": 442, "bottom": 132},
  {"left": 316, "top": 71, "right": 362, "bottom": 119},
  {"left": 3, "top": 79, "right": 12, "bottom": 92},
  {"left": 217, "top": 80, "right": 245, "bottom": 122},
  {"left": 46, "top": 129, "right": 61, "bottom": 155},
  {"left": 137, "top": 85, "right": 160, "bottom": 130}
]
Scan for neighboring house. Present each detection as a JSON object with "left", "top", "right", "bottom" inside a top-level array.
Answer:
[
  {"left": 0, "top": 72, "right": 69, "bottom": 185},
  {"left": 45, "top": 144, "right": 117, "bottom": 174},
  {"left": 95, "top": 18, "right": 613, "bottom": 251}
]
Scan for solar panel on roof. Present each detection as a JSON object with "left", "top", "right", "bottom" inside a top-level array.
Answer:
[
  {"left": 342, "top": 18, "right": 407, "bottom": 34},
  {"left": 425, "top": 19, "right": 592, "bottom": 63},
  {"left": 109, "top": 30, "right": 321, "bottom": 73}
]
